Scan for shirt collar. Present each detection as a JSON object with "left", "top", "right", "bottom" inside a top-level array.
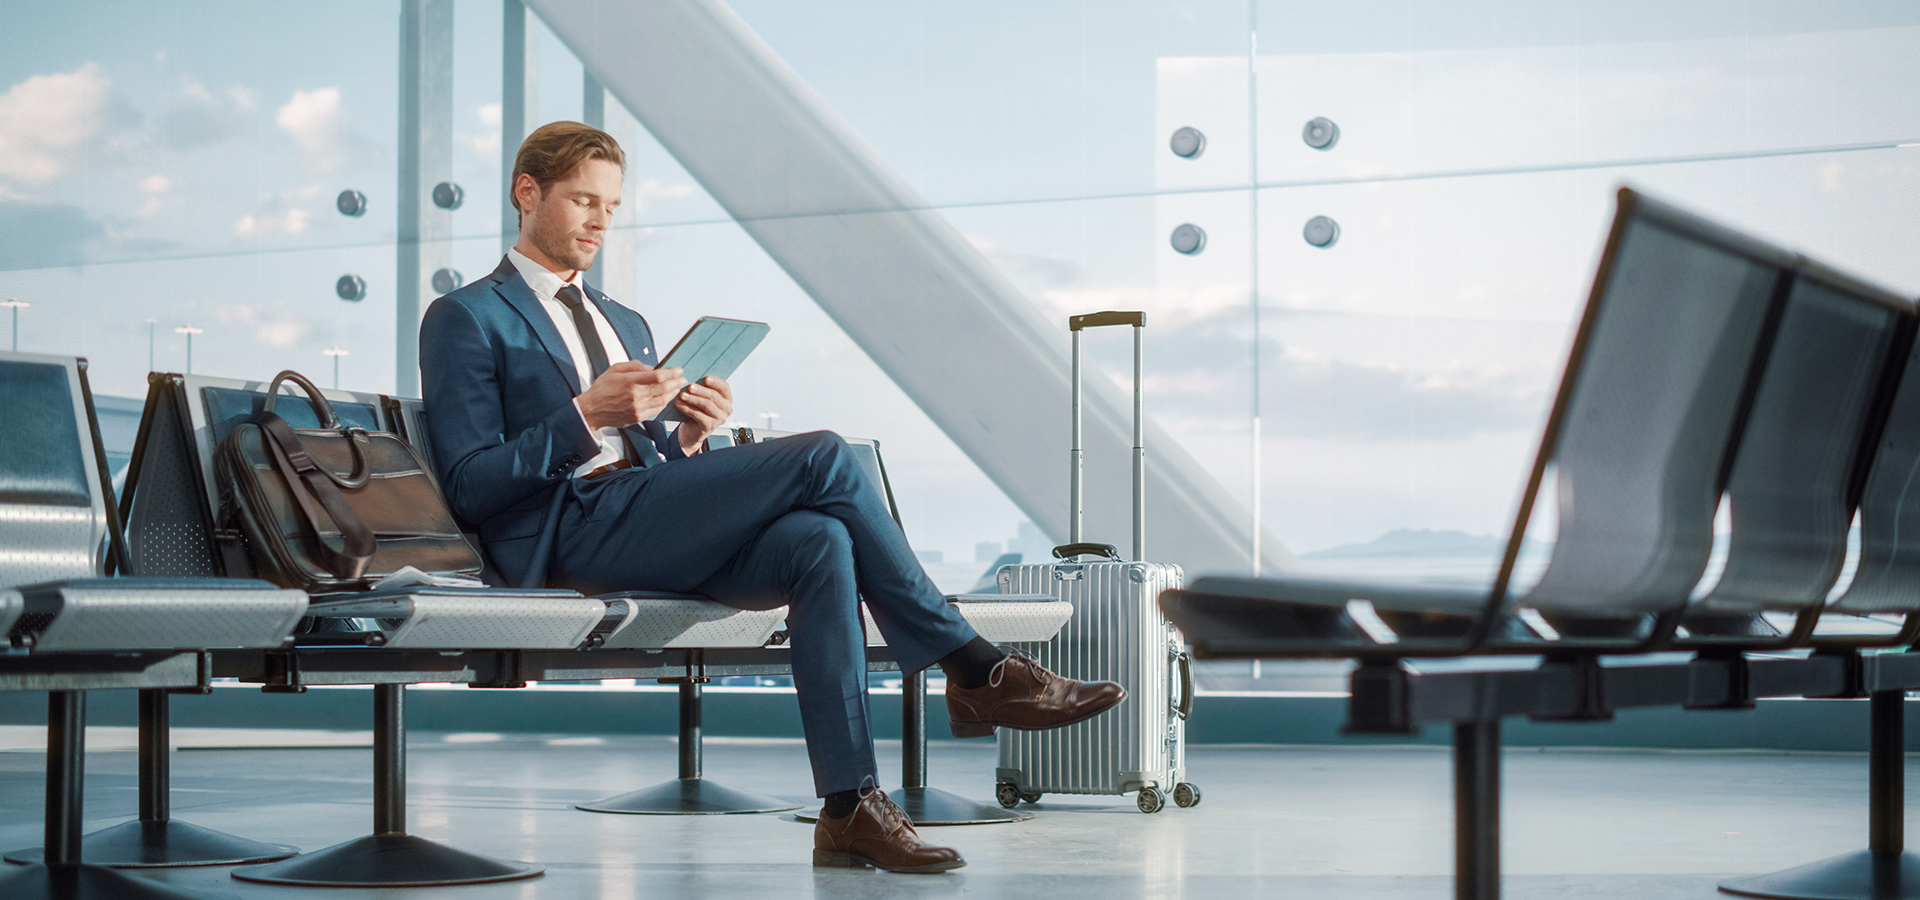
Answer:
[{"left": 506, "top": 247, "right": 583, "bottom": 305}]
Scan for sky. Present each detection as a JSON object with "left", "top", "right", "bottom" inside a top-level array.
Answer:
[{"left": 4, "top": 1, "right": 1920, "bottom": 575}]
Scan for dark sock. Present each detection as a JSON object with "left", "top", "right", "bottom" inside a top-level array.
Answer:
[
  {"left": 822, "top": 789, "right": 862, "bottom": 819},
  {"left": 938, "top": 636, "right": 1007, "bottom": 690}
]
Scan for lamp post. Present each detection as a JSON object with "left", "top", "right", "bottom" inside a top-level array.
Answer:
[
  {"left": 760, "top": 411, "right": 780, "bottom": 432},
  {"left": 323, "top": 346, "right": 349, "bottom": 389},
  {"left": 174, "top": 325, "right": 203, "bottom": 374},
  {"left": 1, "top": 299, "right": 29, "bottom": 352}
]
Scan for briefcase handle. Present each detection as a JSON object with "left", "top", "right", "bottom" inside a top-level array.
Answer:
[
  {"left": 260, "top": 370, "right": 371, "bottom": 490},
  {"left": 264, "top": 370, "right": 344, "bottom": 429}
]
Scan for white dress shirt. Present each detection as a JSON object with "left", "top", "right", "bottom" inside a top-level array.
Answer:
[{"left": 506, "top": 248, "right": 652, "bottom": 477}]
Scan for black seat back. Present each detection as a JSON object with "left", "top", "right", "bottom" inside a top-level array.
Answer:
[
  {"left": 1507, "top": 190, "right": 1796, "bottom": 636},
  {"left": 1683, "top": 273, "right": 1912, "bottom": 637},
  {"left": 120, "top": 373, "right": 393, "bottom": 578},
  {"left": 0, "top": 352, "right": 113, "bottom": 586}
]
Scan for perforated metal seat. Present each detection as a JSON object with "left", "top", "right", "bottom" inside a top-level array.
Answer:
[{"left": 1162, "top": 188, "right": 1908, "bottom": 658}]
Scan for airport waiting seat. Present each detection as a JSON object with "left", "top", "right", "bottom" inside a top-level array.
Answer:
[
  {"left": 0, "top": 353, "right": 306, "bottom": 900},
  {"left": 385, "top": 395, "right": 797, "bottom": 817},
  {"left": 118, "top": 373, "right": 616, "bottom": 886},
  {"left": 1158, "top": 188, "right": 1920, "bottom": 900}
]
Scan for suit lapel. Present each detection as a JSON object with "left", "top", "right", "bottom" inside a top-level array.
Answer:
[{"left": 490, "top": 257, "right": 583, "bottom": 394}]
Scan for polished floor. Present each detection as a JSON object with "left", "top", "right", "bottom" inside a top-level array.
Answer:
[{"left": 0, "top": 730, "right": 1898, "bottom": 899}]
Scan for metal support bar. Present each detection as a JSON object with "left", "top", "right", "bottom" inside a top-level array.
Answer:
[
  {"left": 46, "top": 691, "right": 85, "bottom": 867},
  {"left": 138, "top": 690, "right": 168, "bottom": 823},
  {"left": 397, "top": 0, "right": 453, "bottom": 396},
  {"left": 373, "top": 684, "right": 406, "bottom": 836},
  {"left": 1872, "top": 690, "right": 1904, "bottom": 854},
  {"left": 677, "top": 682, "right": 701, "bottom": 781},
  {"left": 903, "top": 670, "right": 927, "bottom": 790},
  {"left": 500, "top": 0, "right": 531, "bottom": 254},
  {"left": 1453, "top": 719, "right": 1500, "bottom": 900}
]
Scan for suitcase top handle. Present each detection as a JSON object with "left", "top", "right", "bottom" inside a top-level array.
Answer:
[
  {"left": 1053, "top": 542, "right": 1120, "bottom": 561},
  {"left": 262, "top": 370, "right": 344, "bottom": 430},
  {"left": 1069, "top": 310, "right": 1144, "bottom": 331}
]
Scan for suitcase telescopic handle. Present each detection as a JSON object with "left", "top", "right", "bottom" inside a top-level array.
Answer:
[{"left": 1068, "top": 310, "right": 1146, "bottom": 561}]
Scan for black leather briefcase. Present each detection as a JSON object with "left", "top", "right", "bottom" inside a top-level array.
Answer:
[{"left": 214, "top": 370, "right": 482, "bottom": 592}]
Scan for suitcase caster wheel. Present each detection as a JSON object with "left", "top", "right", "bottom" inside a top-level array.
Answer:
[
  {"left": 1020, "top": 791, "right": 1042, "bottom": 804},
  {"left": 1137, "top": 787, "right": 1165, "bottom": 814},
  {"left": 1174, "top": 783, "right": 1202, "bottom": 808},
  {"left": 996, "top": 782, "right": 1022, "bottom": 809}
]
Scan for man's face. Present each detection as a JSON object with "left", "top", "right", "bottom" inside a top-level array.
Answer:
[{"left": 517, "top": 157, "right": 622, "bottom": 273}]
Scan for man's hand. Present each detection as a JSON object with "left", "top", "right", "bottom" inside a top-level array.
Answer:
[
  {"left": 675, "top": 376, "right": 734, "bottom": 455},
  {"left": 577, "top": 361, "right": 687, "bottom": 430}
]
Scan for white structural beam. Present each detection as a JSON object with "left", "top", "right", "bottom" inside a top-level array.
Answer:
[{"left": 526, "top": 0, "right": 1295, "bottom": 576}]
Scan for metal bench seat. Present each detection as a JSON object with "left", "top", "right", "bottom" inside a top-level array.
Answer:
[
  {"left": 862, "top": 593, "right": 1074, "bottom": 647},
  {"left": 594, "top": 591, "right": 787, "bottom": 650},
  {"left": 12, "top": 577, "right": 304, "bottom": 652},
  {"left": 304, "top": 586, "right": 604, "bottom": 650}
]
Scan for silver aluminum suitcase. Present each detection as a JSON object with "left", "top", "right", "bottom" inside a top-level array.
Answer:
[{"left": 992, "top": 311, "right": 1198, "bottom": 814}]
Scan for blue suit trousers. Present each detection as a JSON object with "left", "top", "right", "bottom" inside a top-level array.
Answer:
[{"left": 549, "top": 431, "right": 978, "bottom": 795}]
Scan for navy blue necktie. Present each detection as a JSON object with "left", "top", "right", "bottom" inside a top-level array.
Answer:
[{"left": 556, "top": 284, "right": 662, "bottom": 466}]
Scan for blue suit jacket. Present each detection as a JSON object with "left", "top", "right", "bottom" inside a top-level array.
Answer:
[{"left": 418, "top": 255, "right": 686, "bottom": 586}]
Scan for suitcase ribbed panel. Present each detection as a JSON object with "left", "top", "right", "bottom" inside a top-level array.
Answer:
[{"left": 995, "top": 559, "right": 1183, "bottom": 796}]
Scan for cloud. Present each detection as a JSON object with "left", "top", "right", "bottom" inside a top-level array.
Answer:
[
  {"left": 0, "top": 63, "right": 117, "bottom": 183},
  {"left": 969, "top": 235, "right": 1084, "bottom": 288},
  {"left": 276, "top": 88, "right": 376, "bottom": 175},
  {"left": 464, "top": 103, "right": 502, "bottom": 157},
  {"left": 234, "top": 185, "right": 321, "bottom": 239},
  {"left": 1064, "top": 301, "right": 1544, "bottom": 441},
  {"left": 140, "top": 175, "right": 171, "bottom": 193},
  {"left": 159, "top": 78, "right": 252, "bottom": 150},
  {"left": 636, "top": 178, "right": 693, "bottom": 205},
  {"left": 0, "top": 198, "right": 102, "bottom": 269}
]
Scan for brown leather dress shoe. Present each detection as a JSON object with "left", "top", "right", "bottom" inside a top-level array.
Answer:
[
  {"left": 945, "top": 650, "right": 1126, "bottom": 738},
  {"left": 813, "top": 789, "right": 965, "bottom": 874}
]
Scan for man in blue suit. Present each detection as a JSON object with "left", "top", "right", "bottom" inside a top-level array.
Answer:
[{"left": 420, "top": 122, "right": 1123, "bottom": 873}]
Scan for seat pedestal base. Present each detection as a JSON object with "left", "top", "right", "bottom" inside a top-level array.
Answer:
[
  {"left": 5, "top": 820, "right": 298, "bottom": 868},
  {"left": 575, "top": 777, "right": 802, "bottom": 815},
  {"left": 1721, "top": 850, "right": 1920, "bottom": 900},
  {"left": 0, "top": 863, "right": 234, "bottom": 900},
  {"left": 228, "top": 833, "right": 540, "bottom": 887}
]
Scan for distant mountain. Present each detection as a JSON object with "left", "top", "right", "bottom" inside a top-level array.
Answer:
[{"left": 1303, "top": 529, "right": 1545, "bottom": 560}]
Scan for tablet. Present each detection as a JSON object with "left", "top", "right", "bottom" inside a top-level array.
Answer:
[{"left": 652, "top": 316, "right": 770, "bottom": 422}]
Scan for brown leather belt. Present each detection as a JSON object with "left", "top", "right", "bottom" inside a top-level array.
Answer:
[{"left": 582, "top": 459, "right": 635, "bottom": 479}]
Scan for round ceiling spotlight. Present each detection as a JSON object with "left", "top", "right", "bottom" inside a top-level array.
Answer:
[
  {"left": 1302, "top": 117, "right": 1340, "bottom": 150},
  {"left": 336, "top": 190, "right": 368, "bottom": 217},
  {"left": 1170, "top": 223, "right": 1207, "bottom": 255},
  {"left": 431, "top": 268, "right": 464, "bottom": 294},
  {"left": 1302, "top": 216, "right": 1341, "bottom": 248},
  {"left": 336, "top": 274, "right": 367, "bottom": 301},
  {"left": 431, "top": 181, "right": 465, "bottom": 210},
  {"left": 1169, "top": 127, "right": 1207, "bottom": 159}
]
